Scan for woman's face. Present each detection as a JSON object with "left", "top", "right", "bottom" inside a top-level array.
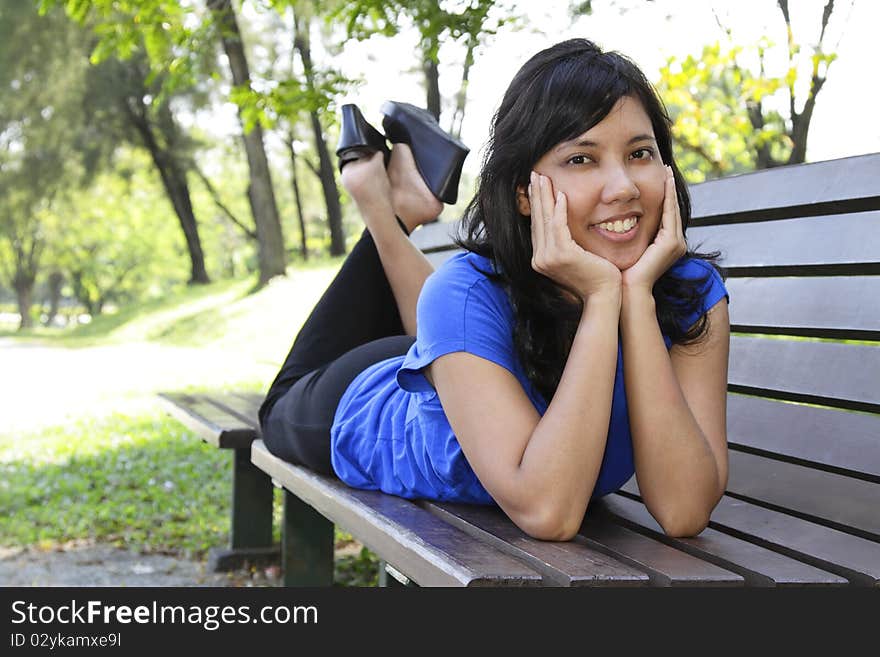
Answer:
[{"left": 523, "top": 96, "right": 668, "bottom": 271}]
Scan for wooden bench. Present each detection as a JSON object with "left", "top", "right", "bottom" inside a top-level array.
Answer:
[{"left": 161, "top": 152, "right": 880, "bottom": 586}]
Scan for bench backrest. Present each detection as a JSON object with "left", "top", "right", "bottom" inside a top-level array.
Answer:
[{"left": 411, "top": 152, "right": 880, "bottom": 541}]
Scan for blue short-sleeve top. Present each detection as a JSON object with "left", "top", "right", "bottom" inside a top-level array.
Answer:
[{"left": 330, "top": 251, "right": 728, "bottom": 505}]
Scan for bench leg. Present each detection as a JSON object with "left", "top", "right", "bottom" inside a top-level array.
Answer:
[
  {"left": 281, "top": 489, "right": 334, "bottom": 586},
  {"left": 208, "top": 447, "right": 278, "bottom": 572}
]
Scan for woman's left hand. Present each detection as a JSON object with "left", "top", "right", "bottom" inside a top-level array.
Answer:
[{"left": 621, "top": 165, "right": 687, "bottom": 292}]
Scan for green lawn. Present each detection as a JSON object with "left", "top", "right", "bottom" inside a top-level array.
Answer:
[{"left": 0, "top": 258, "right": 381, "bottom": 585}]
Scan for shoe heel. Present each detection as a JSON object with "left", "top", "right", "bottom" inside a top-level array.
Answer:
[
  {"left": 336, "top": 104, "right": 390, "bottom": 172},
  {"left": 380, "top": 101, "right": 469, "bottom": 204}
]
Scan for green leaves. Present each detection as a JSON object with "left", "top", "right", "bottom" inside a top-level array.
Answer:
[{"left": 658, "top": 41, "right": 794, "bottom": 180}]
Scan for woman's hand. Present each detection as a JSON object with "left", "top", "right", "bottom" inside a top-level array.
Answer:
[
  {"left": 621, "top": 165, "right": 687, "bottom": 292},
  {"left": 529, "top": 172, "right": 621, "bottom": 302}
]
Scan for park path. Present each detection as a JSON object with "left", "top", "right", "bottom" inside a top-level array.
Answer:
[
  {"left": 0, "top": 338, "right": 281, "bottom": 586},
  {"left": 0, "top": 337, "right": 276, "bottom": 437}
]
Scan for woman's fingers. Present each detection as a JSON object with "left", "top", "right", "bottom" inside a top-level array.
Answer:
[
  {"left": 529, "top": 172, "right": 544, "bottom": 261},
  {"left": 665, "top": 166, "right": 687, "bottom": 258},
  {"left": 538, "top": 173, "right": 558, "bottom": 250}
]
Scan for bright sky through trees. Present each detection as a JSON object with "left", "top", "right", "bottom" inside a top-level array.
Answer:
[{"left": 318, "top": 0, "right": 876, "bottom": 175}]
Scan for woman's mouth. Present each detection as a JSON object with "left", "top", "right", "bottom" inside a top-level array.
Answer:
[{"left": 591, "top": 215, "right": 640, "bottom": 241}]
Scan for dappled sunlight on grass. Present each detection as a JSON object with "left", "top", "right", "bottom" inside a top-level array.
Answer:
[{"left": 0, "top": 413, "right": 231, "bottom": 557}]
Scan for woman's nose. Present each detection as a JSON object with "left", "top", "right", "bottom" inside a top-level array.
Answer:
[{"left": 600, "top": 165, "right": 640, "bottom": 204}]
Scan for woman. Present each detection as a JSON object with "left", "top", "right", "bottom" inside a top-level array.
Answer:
[{"left": 260, "top": 38, "right": 730, "bottom": 542}]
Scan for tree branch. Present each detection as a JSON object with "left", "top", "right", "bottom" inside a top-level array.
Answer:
[{"left": 190, "top": 160, "right": 257, "bottom": 240}]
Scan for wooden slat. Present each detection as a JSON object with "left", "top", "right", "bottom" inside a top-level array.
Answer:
[
  {"left": 727, "top": 394, "right": 880, "bottom": 479},
  {"left": 159, "top": 392, "right": 256, "bottom": 448},
  {"left": 621, "top": 480, "right": 880, "bottom": 585},
  {"left": 578, "top": 516, "right": 743, "bottom": 586},
  {"left": 595, "top": 495, "right": 847, "bottom": 586},
  {"left": 251, "top": 440, "right": 542, "bottom": 587},
  {"left": 729, "top": 336, "right": 880, "bottom": 410},
  {"left": 422, "top": 502, "right": 649, "bottom": 587},
  {"left": 727, "top": 450, "right": 880, "bottom": 539},
  {"left": 210, "top": 392, "right": 263, "bottom": 431},
  {"left": 689, "top": 153, "right": 880, "bottom": 222},
  {"left": 726, "top": 276, "right": 880, "bottom": 338},
  {"left": 410, "top": 219, "right": 461, "bottom": 251},
  {"left": 688, "top": 210, "right": 880, "bottom": 271}
]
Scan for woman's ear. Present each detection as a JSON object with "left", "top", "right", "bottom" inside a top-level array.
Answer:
[{"left": 516, "top": 186, "right": 531, "bottom": 216}]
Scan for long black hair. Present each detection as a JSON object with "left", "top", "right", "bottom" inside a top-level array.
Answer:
[{"left": 454, "top": 38, "right": 723, "bottom": 403}]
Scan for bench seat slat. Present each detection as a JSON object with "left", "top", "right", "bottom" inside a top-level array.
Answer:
[
  {"left": 577, "top": 516, "right": 743, "bottom": 586},
  {"left": 621, "top": 480, "right": 880, "bottom": 585},
  {"left": 726, "top": 276, "right": 880, "bottom": 338},
  {"left": 421, "top": 502, "right": 649, "bottom": 587},
  {"left": 727, "top": 451, "right": 880, "bottom": 539},
  {"left": 409, "top": 220, "right": 461, "bottom": 252},
  {"left": 729, "top": 336, "right": 880, "bottom": 410},
  {"left": 727, "top": 394, "right": 880, "bottom": 479},
  {"left": 689, "top": 153, "right": 880, "bottom": 222},
  {"left": 159, "top": 392, "right": 256, "bottom": 448},
  {"left": 596, "top": 495, "right": 847, "bottom": 586},
  {"left": 209, "top": 392, "right": 264, "bottom": 433},
  {"left": 689, "top": 210, "right": 880, "bottom": 269},
  {"left": 251, "top": 440, "right": 542, "bottom": 587}
]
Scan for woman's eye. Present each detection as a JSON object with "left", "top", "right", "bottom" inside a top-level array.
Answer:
[
  {"left": 567, "top": 154, "right": 592, "bottom": 165},
  {"left": 631, "top": 148, "right": 654, "bottom": 160}
]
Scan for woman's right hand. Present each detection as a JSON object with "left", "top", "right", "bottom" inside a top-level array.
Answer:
[{"left": 528, "top": 172, "right": 621, "bottom": 302}]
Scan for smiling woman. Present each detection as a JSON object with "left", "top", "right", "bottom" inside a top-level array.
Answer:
[{"left": 259, "top": 38, "right": 730, "bottom": 543}]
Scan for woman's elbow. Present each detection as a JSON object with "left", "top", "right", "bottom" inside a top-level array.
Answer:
[
  {"left": 657, "top": 510, "right": 711, "bottom": 538},
  {"left": 515, "top": 504, "right": 583, "bottom": 542}
]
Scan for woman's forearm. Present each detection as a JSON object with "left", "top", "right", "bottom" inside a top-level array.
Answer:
[
  {"left": 620, "top": 287, "right": 721, "bottom": 536},
  {"left": 515, "top": 290, "right": 620, "bottom": 539}
]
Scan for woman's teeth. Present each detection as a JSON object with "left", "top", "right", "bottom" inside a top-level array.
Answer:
[{"left": 596, "top": 216, "right": 638, "bottom": 233}]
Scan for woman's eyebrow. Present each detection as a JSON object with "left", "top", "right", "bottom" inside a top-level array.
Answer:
[{"left": 556, "top": 134, "right": 657, "bottom": 150}]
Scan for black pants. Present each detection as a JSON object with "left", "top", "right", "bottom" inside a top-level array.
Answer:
[{"left": 259, "top": 222, "right": 416, "bottom": 475}]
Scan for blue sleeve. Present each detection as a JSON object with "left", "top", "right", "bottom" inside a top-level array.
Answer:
[
  {"left": 670, "top": 257, "right": 730, "bottom": 333},
  {"left": 396, "top": 259, "right": 516, "bottom": 393}
]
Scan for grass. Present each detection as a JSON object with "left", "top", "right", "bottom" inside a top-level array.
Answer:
[{"left": 0, "top": 257, "right": 381, "bottom": 586}]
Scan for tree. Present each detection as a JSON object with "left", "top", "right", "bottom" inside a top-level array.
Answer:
[
  {"left": 207, "top": 0, "right": 287, "bottom": 283},
  {"left": 0, "top": 3, "right": 90, "bottom": 329},
  {"left": 657, "top": 0, "right": 848, "bottom": 179},
  {"left": 51, "top": 151, "right": 190, "bottom": 316},
  {"left": 84, "top": 55, "right": 212, "bottom": 283},
  {"left": 43, "top": 0, "right": 288, "bottom": 285},
  {"left": 330, "top": 0, "right": 521, "bottom": 134}
]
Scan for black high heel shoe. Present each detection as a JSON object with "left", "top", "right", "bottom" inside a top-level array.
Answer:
[
  {"left": 380, "top": 101, "right": 469, "bottom": 205},
  {"left": 336, "top": 104, "right": 390, "bottom": 172}
]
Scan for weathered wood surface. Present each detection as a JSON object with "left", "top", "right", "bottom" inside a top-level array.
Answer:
[
  {"left": 159, "top": 392, "right": 257, "bottom": 448},
  {"left": 725, "top": 276, "right": 880, "bottom": 339},
  {"left": 688, "top": 152, "right": 880, "bottom": 223},
  {"left": 252, "top": 440, "right": 542, "bottom": 587},
  {"left": 726, "top": 394, "right": 880, "bottom": 478},
  {"left": 422, "top": 502, "right": 650, "bottom": 586},
  {"left": 595, "top": 495, "right": 847, "bottom": 587},
  {"left": 728, "top": 337, "right": 880, "bottom": 411},
  {"left": 621, "top": 480, "right": 880, "bottom": 586}
]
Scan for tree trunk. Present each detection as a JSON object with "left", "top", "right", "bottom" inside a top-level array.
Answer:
[
  {"left": 46, "top": 270, "right": 63, "bottom": 326},
  {"left": 13, "top": 278, "right": 34, "bottom": 330},
  {"left": 287, "top": 134, "right": 309, "bottom": 261},
  {"left": 423, "top": 56, "right": 441, "bottom": 121},
  {"left": 122, "top": 96, "right": 211, "bottom": 284},
  {"left": 294, "top": 13, "right": 345, "bottom": 256},
  {"left": 209, "top": 0, "right": 286, "bottom": 285},
  {"left": 309, "top": 111, "right": 345, "bottom": 255}
]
